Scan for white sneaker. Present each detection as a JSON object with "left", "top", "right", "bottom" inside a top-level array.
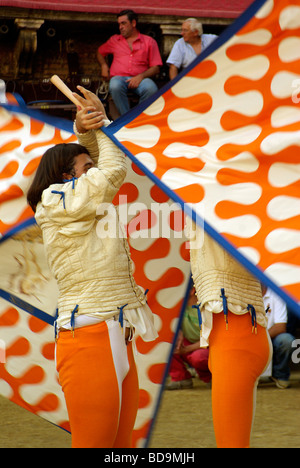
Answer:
[{"left": 271, "top": 376, "right": 291, "bottom": 389}]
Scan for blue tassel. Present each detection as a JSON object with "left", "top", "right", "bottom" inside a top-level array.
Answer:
[
  {"left": 51, "top": 190, "right": 66, "bottom": 210},
  {"left": 70, "top": 304, "right": 79, "bottom": 337},
  {"left": 118, "top": 304, "right": 128, "bottom": 330},
  {"left": 192, "top": 303, "right": 202, "bottom": 337},
  {"left": 220, "top": 288, "right": 228, "bottom": 330},
  {"left": 144, "top": 289, "right": 149, "bottom": 303},
  {"left": 54, "top": 308, "right": 59, "bottom": 341},
  {"left": 247, "top": 304, "right": 257, "bottom": 334},
  {"left": 63, "top": 177, "right": 77, "bottom": 193}
]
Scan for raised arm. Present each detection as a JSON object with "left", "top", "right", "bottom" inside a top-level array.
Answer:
[{"left": 74, "top": 87, "right": 127, "bottom": 189}]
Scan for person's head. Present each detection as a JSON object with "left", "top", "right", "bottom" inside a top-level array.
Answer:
[
  {"left": 117, "top": 9, "right": 138, "bottom": 38},
  {"left": 27, "top": 143, "right": 94, "bottom": 212},
  {"left": 181, "top": 18, "right": 203, "bottom": 43}
]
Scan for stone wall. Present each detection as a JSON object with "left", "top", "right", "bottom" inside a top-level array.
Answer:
[{"left": 0, "top": 8, "right": 230, "bottom": 107}]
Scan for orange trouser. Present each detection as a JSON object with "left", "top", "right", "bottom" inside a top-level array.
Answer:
[
  {"left": 56, "top": 320, "right": 139, "bottom": 448},
  {"left": 208, "top": 311, "right": 272, "bottom": 448}
]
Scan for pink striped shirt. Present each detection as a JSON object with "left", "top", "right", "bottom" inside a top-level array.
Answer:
[{"left": 98, "top": 32, "right": 162, "bottom": 77}]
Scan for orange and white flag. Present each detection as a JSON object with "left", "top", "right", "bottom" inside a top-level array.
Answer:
[{"left": 104, "top": 0, "right": 300, "bottom": 318}]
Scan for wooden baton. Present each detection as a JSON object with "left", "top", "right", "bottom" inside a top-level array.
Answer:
[{"left": 50, "top": 75, "right": 83, "bottom": 108}]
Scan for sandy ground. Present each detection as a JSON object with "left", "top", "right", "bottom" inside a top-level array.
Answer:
[
  {"left": 0, "top": 371, "right": 299, "bottom": 448},
  {"left": 149, "top": 371, "right": 300, "bottom": 448}
]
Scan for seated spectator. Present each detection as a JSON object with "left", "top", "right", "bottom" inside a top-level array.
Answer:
[
  {"left": 167, "top": 18, "right": 217, "bottom": 80},
  {"left": 97, "top": 9, "right": 162, "bottom": 115},
  {"left": 165, "top": 285, "right": 211, "bottom": 390},
  {"left": 287, "top": 306, "right": 300, "bottom": 336},
  {"left": 262, "top": 284, "right": 295, "bottom": 389}
]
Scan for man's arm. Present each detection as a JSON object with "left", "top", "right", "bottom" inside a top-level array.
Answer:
[
  {"left": 97, "top": 51, "right": 110, "bottom": 81},
  {"left": 140, "top": 65, "right": 160, "bottom": 79},
  {"left": 127, "top": 65, "right": 160, "bottom": 89},
  {"left": 166, "top": 39, "right": 182, "bottom": 80},
  {"left": 169, "top": 64, "right": 179, "bottom": 80},
  {"left": 268, "top": 322, "right": 287, "bottom": 339}
]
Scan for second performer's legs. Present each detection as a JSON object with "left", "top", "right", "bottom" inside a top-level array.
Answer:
[{"left": 209, "top": 311, "right": 272, "bottom": 448}]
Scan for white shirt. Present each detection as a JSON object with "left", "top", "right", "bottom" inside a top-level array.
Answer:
[
  {"left": 263, "top": 287, "right": 288, "bottom": 330},
  {"left": 167, "top": 35, "right": 217, "bottom": 70}
]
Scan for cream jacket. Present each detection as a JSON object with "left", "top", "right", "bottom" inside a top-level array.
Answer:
[
  {"left": 35, "top": 123, "right": 157, "bottom": 340},
  {"left": 187, "top": 221, "right": 267, "bottom": 346}
]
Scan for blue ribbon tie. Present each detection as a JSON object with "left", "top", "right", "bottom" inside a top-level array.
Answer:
[
  {"left": 220, "top": 288, "right": 229, "bottom": 330},
  {"left": 63, "top": 177, "right": 77, "bottom": 193},
  {"left": 70, "top": 304, "right": 79, "bottom": 337},
  {"left": 51, "top": 190, "right": 66, "bottom": 210},
  {"left": 118, "top": 304, "right": 128, "bottom": 330},
  {"left": 247, "top": 304, "right": 257, "bottom": 334},
  {"left": 54, "top": 308, "right": 59, "bottom": 341}
]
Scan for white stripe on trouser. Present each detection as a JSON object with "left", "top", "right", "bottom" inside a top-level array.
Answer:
[{"left": 106, "top": 320, "right": 130, "bottom": 421}]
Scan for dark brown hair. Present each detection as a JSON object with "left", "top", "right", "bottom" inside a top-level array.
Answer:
[
  {"left": 27, "top": 143, "right": 89, "bottom": 212},
  {"left": 118, "top": 9, "right": 138, "bottom": 24}
]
